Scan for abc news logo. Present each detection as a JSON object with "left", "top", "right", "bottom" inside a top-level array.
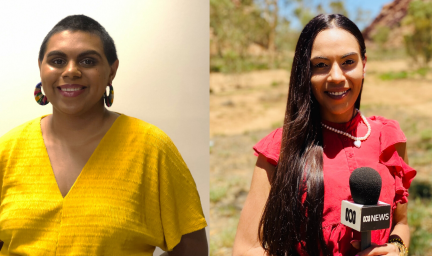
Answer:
[
  {"left": 341, "top": 200, "right": 391, "bottom": 232},
  {"left": 362, "top": 213, "right": 389, "bottom": 223},
  {"left": 345, "top": 208, "right": 389, "bottom": 224},
  {"left": 345, "top": 208, "right": 356, "bottom": 224}
]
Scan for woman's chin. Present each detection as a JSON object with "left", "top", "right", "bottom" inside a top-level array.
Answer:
[
  {"left": 52, "top": 102, "right": 99, "bottom": 116},
  {"left": 322, "top": 106, "right": 356, "bottom": 123}
]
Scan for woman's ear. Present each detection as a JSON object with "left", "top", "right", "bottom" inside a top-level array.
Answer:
[{"left": 109, "top": 59, "right": 120, "bottom": 83}]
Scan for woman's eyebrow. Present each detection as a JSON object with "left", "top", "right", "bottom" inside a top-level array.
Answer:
[
  {"left": 77, "top": 50, "right": 103, "bottom": 59},
  {"left": 341, "top": 52, "right": 357, "bottom": 58},
  {"left": 46, "top": 51, "right": 67, "bottom": 58},
  {"left": 46, "top": 50, "right": 103, "bottom": 59},
  {"left": 311, "top": 52, "right": 358, "bottom": 60},
  {"left": 311, "top": 56, "right": 328, "bottom": 60}
]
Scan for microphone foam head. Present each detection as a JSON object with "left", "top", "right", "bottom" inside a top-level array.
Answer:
[{"left": 349, "top": 167, "right": 382, "bottom": 205}]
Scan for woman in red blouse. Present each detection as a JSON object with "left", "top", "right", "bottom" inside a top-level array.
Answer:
[{"left": 233, "top": 14, "right": 415, "bottom": 256}]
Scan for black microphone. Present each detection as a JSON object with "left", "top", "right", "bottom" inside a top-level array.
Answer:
[{"left": 341, "top": 167, "right": 391, "bottom": 251}]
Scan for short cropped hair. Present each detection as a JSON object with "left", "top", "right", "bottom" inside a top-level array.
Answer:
[{"left": 38, "top": 15, "right": 118, "bottom": 65}]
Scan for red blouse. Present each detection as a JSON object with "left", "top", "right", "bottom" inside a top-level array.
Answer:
[{"left": 253, "top": 114, "right": 416, "bottom": 256}]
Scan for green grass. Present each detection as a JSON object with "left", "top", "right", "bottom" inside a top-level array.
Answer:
[
  {"left": 210, "top": 56, "right": 271, "bottom": 73},
  {"left": 210, "top": 184, "right": 228, "bottom": 203},
  {"left": 407, "top": 197, "right": 432, "bottom": 255},
  {"left": 271, "top": 121, "right": 283, "bottom": 129},
  {"left": 378, "top": 68, "right": 430, "bottom": 81},
  {"left": 271, "top": 81, "right": 282, "bottom": 87},
  {"left": 210, "top": 53, "right": 292, "bottom": 74},
  {"left": 379, "top": 71, "right": 408, "bottom": 80},
  {"left": 210, "top": 214, "right": 241, "bottom": 256},
  {"left": 218, "top": 204, "right": 239, "bottom": 217},
  {"left": 415, "top": 67, "right": 428, "bottom": 77},
  {"left": 410, "top": 151, "right": 432, "bottom": 167},
  {"left": 410, "top": 180, "right": 432, "bottom": 199},
  {"left": 418, "top": 129, "right": 432, "bottom": 150},
  {"left": 219, "top": 221, "right": 238, "bottom": 248},
  {"left": 367, "top": 47, "right": 408, "bottom": 61},
  {"left": 421, "top": 129, "right": 432, "bottom": 141}
]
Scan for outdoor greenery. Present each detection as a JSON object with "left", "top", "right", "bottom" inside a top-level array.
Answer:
[
  {"left": 210, "top": 0, "right": 367, "bottom": 73},
  {"left": 211, "top": 0, "right": 432, "bottom": 74},
  {"left": 403, "top": 0, "right": 432, "bottom": 66}
]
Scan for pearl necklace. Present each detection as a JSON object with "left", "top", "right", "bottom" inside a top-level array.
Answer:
[{"left": 321, "top": 109, "right": 371, "bottom": 148}]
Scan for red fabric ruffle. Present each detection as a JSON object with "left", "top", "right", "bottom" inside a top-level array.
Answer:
[
  {"left": 253, "top": 128, "right": 282, "bottom": 166},
  {"left": 380, "top": 148, "right": 416, "bottom": 209},
  {"left": 372, "top": 116, "right": 416, "bottom": 209}
]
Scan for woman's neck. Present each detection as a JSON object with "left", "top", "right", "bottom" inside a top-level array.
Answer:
[
  {"left": 321, "top": 107, "right": 357, "bottom": 123},
  {"left": 42, "top": 103, "right": 119, "bottom": 145}
]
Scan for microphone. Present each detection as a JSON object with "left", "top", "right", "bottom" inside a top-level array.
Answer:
[{"left": 341, "top": 167, "right": 391, "bottom": 251}]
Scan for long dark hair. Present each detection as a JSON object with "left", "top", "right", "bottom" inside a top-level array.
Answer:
[{"left": 258, "top": 14, "right": 366, "bottom": 256}]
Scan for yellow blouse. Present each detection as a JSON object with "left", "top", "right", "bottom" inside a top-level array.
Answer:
[{"left": 0, "top": 114, "right": 207, "bottom": 255}]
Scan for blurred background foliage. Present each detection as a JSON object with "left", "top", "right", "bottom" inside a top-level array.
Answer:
[
  {"left": 210, "top": 0, "right": 432, "bottom": 73},
  {"left": 402, "top": 0, "right": 432, "bottom": 66},
  {"left": 211, "top": 0, "right": 366, "bottom": 73}
]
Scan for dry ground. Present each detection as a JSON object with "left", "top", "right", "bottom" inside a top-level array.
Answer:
[{"left": 210, "top": 59, "right": 432, "bottom": 255}]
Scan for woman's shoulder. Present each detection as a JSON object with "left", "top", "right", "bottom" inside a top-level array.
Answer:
[
  {"left": 0, "top": 117, "right": 43, "bottom": 163},
  {"left": 253, "top": 128, "right": 283, "bottom": 166},
  {"left": 0, "top": 117, "right": 42, "bottom": 146},
  {"left": 368, "top": 115, "right": 402, "bottom": 129},
  {"left": 117, "top": 114, "right": 169, "bottom": 138},
  {"left": 367, "top": 115, "right": 407, "bottom": 150},
  {"left": 115, "top": 114, "right": 176, "bottom": 150}
]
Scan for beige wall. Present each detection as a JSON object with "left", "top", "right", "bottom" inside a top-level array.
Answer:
[{"left": 0, "top": 1, "right": 209, "bottom": 254}]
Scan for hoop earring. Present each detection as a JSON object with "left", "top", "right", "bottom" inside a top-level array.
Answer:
[
  {"left": 34, "top": 82, "right": 49, "bottom": 105},
  {"left": 104, "top": 84, "right": 114, "bottom": 107}
]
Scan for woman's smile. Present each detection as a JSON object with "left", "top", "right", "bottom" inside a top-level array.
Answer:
[
  {"left": 325, "top": 88, "right": 351, "bottom": 99},
  {"left": 58, "top": 84, "right": 87, "bottom": 97}
]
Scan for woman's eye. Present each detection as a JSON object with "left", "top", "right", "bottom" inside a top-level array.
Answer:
[
  {"left": 81, "top": 59, "right": 96, "bottom": 65},
  {"left": 314, "top": 62, "right": 327, "bottom": 68},
  {"left": 343, "top": 59, "right": 355, "bottom": 65},
  {"left": 51, "top": 59, "right": 65, "bottom": 65}
]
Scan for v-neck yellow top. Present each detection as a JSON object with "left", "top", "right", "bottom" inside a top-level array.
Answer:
[{"left": 0, "top": 115, "right": 207, "bottom": 255}]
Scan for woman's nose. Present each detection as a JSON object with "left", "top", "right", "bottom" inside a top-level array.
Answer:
[
  {"left": 62, "top": 61, "right": 81, "bottom": 78},
  {"left": 328, "top": 63, "right": 345, "bottom": 83}
]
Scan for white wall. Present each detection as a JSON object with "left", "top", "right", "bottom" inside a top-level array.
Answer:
[{"left": 0, "top": 1, "right": 209, "bottom": 255}]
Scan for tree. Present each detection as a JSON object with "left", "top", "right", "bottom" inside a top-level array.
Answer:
[
  {"left": 293, "top": 0, "right": 316, "bottom": 27},
  {"left": 263, "top": 0, "right": 279, "bottom": 52},
  {"left": 402, "top": 0, "right": 432, "bottom": 66},
  {"left": 210, "top": 0, "right": 271, "bottom": 72},
  {"left": 329, "top": 1, "right": 348, "bottom": 17}
]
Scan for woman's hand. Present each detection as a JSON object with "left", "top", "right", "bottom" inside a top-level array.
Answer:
[{"left": 351, "top": 241, "right": 399, "bottom": 255}]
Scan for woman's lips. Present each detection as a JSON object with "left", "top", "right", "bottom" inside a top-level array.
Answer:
[
  {"left": 325, "top": 89, "right": 350, "bottom": 100},
  {"left": 57, "top": 85, "right": 87, "bottom": 97}
]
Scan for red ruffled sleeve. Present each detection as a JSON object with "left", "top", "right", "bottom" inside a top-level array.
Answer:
[
  {"left": 253, "top": 128, "right": 283, "bottom": 166},
  {"left": 371, "top": 116, "right": 417, "bottom": 209}
]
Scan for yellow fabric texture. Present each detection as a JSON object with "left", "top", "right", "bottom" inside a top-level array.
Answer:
[{"left": 0, "top": 115, "right": 207, "bottom": 255}]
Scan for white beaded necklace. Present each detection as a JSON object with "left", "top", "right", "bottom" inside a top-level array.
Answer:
[{"left": 321, "top": 109, "right": 371, "bottom": 148}]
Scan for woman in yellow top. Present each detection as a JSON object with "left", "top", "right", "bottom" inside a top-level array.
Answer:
[{"left": 0, "top": 15, "right": 207, "bottom": 256}]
